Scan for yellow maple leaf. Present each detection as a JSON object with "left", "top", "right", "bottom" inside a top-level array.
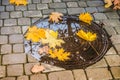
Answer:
[
  {"left": 9, "top": 0, "right": 28, "bottom": 6},
  {"left": 104, "top": 0, "right": 113, "bottom": 8},
  {"left": 79, "top": 12, "right": 93, "bottom": 25},
  {"left": 25, "top": 26, "right": 46, "bottom": 42},
  {"left": 49, "top": 48, "right": 70, "bottom": 61},
  {"left": 41, "top": 30, "right": 65, "bottom": 48},
  {"left": 49, "top": 12, "right": 63, "bottom": 23},
  {"left": 76, "top": 30, "right": 97, "bottom": 42}
]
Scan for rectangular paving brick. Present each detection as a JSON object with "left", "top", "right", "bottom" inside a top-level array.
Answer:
[
  {"left": 53, "top": 0, "right": 61, "bottom": 2},
  {"left": 27, "top": 54, "right": 39, "bottom": 63},
  {"left": 67, "top": 8, "right": 85, "bottom": 15},
  {"left": 13, "top": 44, "right": 24, "bottom": 53},
  {"left": 48, "top": 71, "right": 74, "bottom": 80},
  {"left": 85, "top": 7, "right": 98, "bottom": 13},
  {"left": 30, "top": 74, "right": 47, "bottom": 80},
  {"left": 1, "top": 26, "right": 21, "bottom": 34},
  {"left": 78, "top": 1, "right": 87, "bottom": 7},
  {"left": 93, "top": 13, "right": 107, "bottom": 20},
  {"left": 105, "top": 55, "right": 120, "bottom": 66},
  {"left": 111, "top": 35, "right": 120, "bottom": 44},
  {"left": 42, "top": 0, "right": 52, "bottom": 3},
  {"left": 23, "top": 11, "right": 42, "bottom": 17},
  {"left": 10, "top": 11, "right": 22, "bottom": 18},
  {"left": 0, "top": 77, "right": 16, "bottom": 80},
  {"left": 9, "top": 34, "right": 23, "bottom": 43},
  {"left": 73, "top": 69, "right": 87, "bottom": 80},
  {"left": 4, "top": 19, "right": 17, "bottom": 26},
  {"left": 49, "top": 3, "right": 66, "bottom": 8},
  {"left": 111, "top": 67, "right": 120, "bottom": 79},
  {"left": 7, "top": 64, "right": 23, "bottom": 76},
  {"left": 104, "top": 26, "right": 116, "bottom": 35},
  {"left": 0, "top": 12, "right": 9, "bottom": 19},
  {"left": 37, "top": 4, "right": 48, "bottom": 10},
  {"left": 42, "top": 9, "right": 54, "bottom": 15},
  {"left": 17, "top": 75, "right": 29, "bottom": 80},
  {"left": 15, "top": 6, "right": 27, "bottom": 11},
  {"left": 28, "top": 4, "right": 36, "bottom": 10},
  {"left": 33, "top": 0, "right": 41, "bottom": 3},
  {"left": 0, "top": 36, "right": 8, "bottom": 44},
  {"left": 87, "top": 1, "right": 104, "bottom": 7},
  {"left": 114, "top": 44, "right": 120, "bottom": 52},
  {"left": 2, "top": 53, "right": 26, "bottom": 65},
  {"left": 86, "top": 68, "right": 112, "bottom": 80},
  {"left": 0, "top": 66, "right": 6, "bottom": 78},
  {"left": 67, "top": 2, "right": 78, "bottom": 7},
  {"left": 0, "top": 6, "right": 5, "bottom": 11},
  {"left": 102, "top": 19, "right": 120, "bottom": 27},
  {"left": 6, "top": 5, "right": 14, "bottom": 11},
  {"left": 106, "top": 47, "right": 116, "bottom": 55},
  {"left": 18, "top": 18, "right": 31, "bottom": 25},
  {"left": 55, "top": 9, "right": 67, "bottom": 14},
  {"left": 105, "top": 12, "right": 119, "bottom": 19},
  {"left": 0, "top": 20, "right": 3, "bottom": 27},
  {"left": 1, "top": 44, "right": 12, "bottom": 54}
]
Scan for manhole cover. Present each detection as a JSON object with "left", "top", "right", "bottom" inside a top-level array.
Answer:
[{"left": 24, "top": 15, "right": 111, "bottom": 70}]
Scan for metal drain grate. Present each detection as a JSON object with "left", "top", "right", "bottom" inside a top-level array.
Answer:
[{"left": 24, "top": 16, "right": 111, "bottom": 69}]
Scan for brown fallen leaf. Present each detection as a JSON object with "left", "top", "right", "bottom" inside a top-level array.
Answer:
[
  {"left": 113, "top": 0, "right": 120, "bottom": 9},
  {"left": 49, "top": 12, "right": 63, "bottom": 23},
  {"left": 31, "top": 64, "right": 45, "bottom": 73}
]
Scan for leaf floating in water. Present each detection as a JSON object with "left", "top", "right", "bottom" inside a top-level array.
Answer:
[
  {"left": 76, "top": 30, "right": 97, "bottom": 42},
  {"left": 49, "top": 12, "right": 63, "bottom": 23}
]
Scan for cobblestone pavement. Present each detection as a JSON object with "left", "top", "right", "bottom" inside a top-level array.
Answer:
[{"left": 0, "top": 0, "right": 120, "bottom": 80}]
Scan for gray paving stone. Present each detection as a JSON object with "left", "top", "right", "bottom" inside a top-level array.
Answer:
[
  {"left": 48, "top": 71, "right": 74, "bottom": 80},
  {"left": 104, "top": 26, "right": 116, "bottom": 35},
  {"left": 102, "top": 19, "right": 120, "bottom": 27},
  {"left": 67, "top": 2, "right": 78, "bottom": 7},
  {"left": 115, "top": 26, "right": 120, "bottom": 34},
  {"left": 111, "top": 35, "right": 120, "bottom": 44},
  {"left": 86, "top": 68, "right": 112, "bottom": 80},
  {"left": 22, "top": 26, "right": 29, "bottom": 34},
  {"left": 106, "top": 47, "right": 117, "bottom": 55},
  {"left": 49, "top": 3, "right": 66, "bottom": 8},
  {"left": 93, "top": 13, "right": 107, "bottom": 20},
  {"left": 62, "top": 0, "right": 78, "bottom": 1},
  {"left": 105, "top": 55, "right": 120, "bottom": 66},
  {"left": 27, "top": 0, "right": 32, "bottom": 4},
  {"left": 0, "top": 6, "right": 5, "bottom": 12},
  {"left": 0, "top": 66, "right": 6, "bottom": 78},
  {"left": 111, "top": 67, "right": 120, "bottom": 79},
  {"left": 17, "top": 76, "right": 29, "bottom": 80},
  {"left": 55, "top": 9, "right": 67, "bottom": 14},
  {"left": 13, "top": 44, "right": 24, "bottom": 53},
  {"left": 114, "top": 44, "right": 120, "bottom": 52},
  {"left": 42, "top": 0, "right": 52, "bottom": 3},
  {"left": 15, "top": 6, "right": 27, "bottom": 11},
  {"left": 6, "top": 5, "right": 14, "bottom": 11},
  {"left": 73, "top": 69, "right": 87, "bottom": 80},
  {"left": 37, "top": 4, "right": 48, "bottom": 10},
  {"left": 7, "top": 64, "right": 23, "bottom": 76},
  {"left": 4, "top": 19, "right": 17, "bottom": 26},
  {"left": 25, "top": 63, "right": 39, "bottom": 75},
  {"left": 2, "top": 0, "right": 9, "bottom": 5},
  {"left": 0, "top": 12, "right": 9, "bottom": 19},
  {"left": 10, "top": 11, "right": 22, "bottom": 18},
  {"left": 87, "top": 59, "right": 107, "bottom": 68},
  {"left": 30, "top": 74, "right": 47, "bottom": 80},
  {"left": 85, "top": 7, "right": 98, "bottom": 13},
  {"left": 0, "top": 36, "right": 8, "bottom": 44},
  {"left": 31, "top": 18, "right": 40, "bottom": 24},
  {"left": 42, "top": 9, "right": 54, "bottom": 15},
  {"left": 67, "top": 8, "right": 85, "bottom": 15},
  {"left": 33, "top": 0, "right": 41, "bottom": 3},
  {"left": 18, "top": 18, "right": 31, "bottom": 25},
  {"left": 1, "top": 44, "right": 12, "bottom": 54},
  {"left": 9, "top": 34, "right": 23, "bottom": 44},
  {"left": 27, "top": 54, "right": 39, "bottom": 63},
  {"left": 28, "top": 4, "right": 36, "bottom": 10},
  {"left": 97, "top": 6, "right": 113, "bottom": 12},
  {"left": 87, "top": 1, "right": 104, "bottom": 7},
  {"left": 1, "top": 26, "right": 21, "bottom": 34},
  {"left": 78, "top": 1, "right": 87, "bottom": 7},
  {"left": 53, "top": 0, "right": 61, "bottom": 2},
  {"left": 0, "top": 77, "right": 16, "bottom": 80},
  {"left": 0, "top": 20, "right": 3, "bottom": 27},
  {"left": 105, "top": 12, "right": 119, "bottom": 19},
  {"left": 24, "top": 11, "right": 42, "bottom": 17},
  {"left": 2, "top": 53, "right": 26, "bottom": 65}
]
